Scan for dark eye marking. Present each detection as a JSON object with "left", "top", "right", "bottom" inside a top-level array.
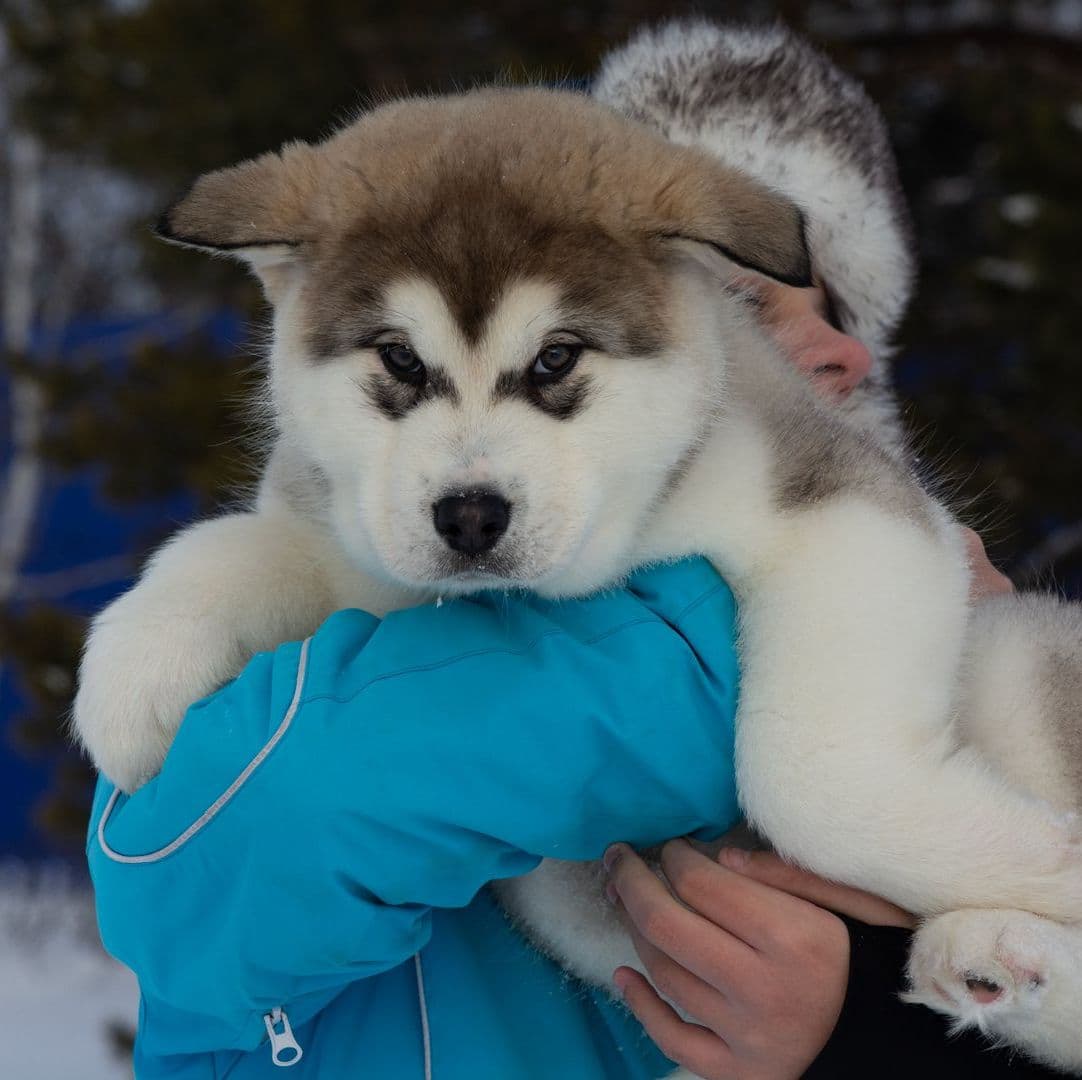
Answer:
[
  {"left": 362, "top": 374, "right": 411, "bottom": 421},
  {"left": 357, "top": 341, "right": 458, "bottom": 421},
  {"left": 425, "top": 369, "right": 458, "bottom": 403},
  {"left": 494, "top": 366, "right": 592, "bottom": 421}
]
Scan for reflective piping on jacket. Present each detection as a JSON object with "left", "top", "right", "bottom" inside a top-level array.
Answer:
[
  {"left": 97, "top": 637, "right": 311, "bottom": 864},
  {"left": 414, "top": 952, "right": 432, "bottom": 1080}
]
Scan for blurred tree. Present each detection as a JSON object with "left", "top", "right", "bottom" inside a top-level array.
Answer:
[
  {"left": 0, "top": 605, "right": 87, "bottom": 846},
  {"left": 0, "top": 323, "right": 258, "bottom": 852},
  {"left": 36, "top": 333, "right": 260, "bottom": 503},
  {"left": 1, "top": 10, "right": 255, "bottom": 853}
]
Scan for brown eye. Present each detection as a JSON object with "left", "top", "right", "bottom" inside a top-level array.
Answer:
[
  {"left": 531, "top": 343, "right": 582, "bottom": 381},
  {"left": 378, "top": 343, "right": 426, "bottom": 384}
]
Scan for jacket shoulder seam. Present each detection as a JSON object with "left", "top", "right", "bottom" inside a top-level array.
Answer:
[{"left": 95, "top": 637, "right": 312, "bottom": 864}]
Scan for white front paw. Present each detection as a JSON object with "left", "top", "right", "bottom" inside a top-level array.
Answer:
[
  {"left": 907, "top": 908, "right": 1082, "bottom": 1072},
  {"left": 73, "top": 594, "right": 248, "bottom": 793}
]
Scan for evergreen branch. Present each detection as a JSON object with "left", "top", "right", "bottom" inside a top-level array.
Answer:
[{"left": 1014, "top": 521, "right": 1082, "bottom": 586}]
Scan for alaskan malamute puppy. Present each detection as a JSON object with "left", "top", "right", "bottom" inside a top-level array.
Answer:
[{"left": 75, "top": 87, "right": 1082, "bottom": 1073}]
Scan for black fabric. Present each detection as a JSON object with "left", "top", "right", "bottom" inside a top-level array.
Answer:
[{"left": 802, "top": 916, "right": 1069, "bottom": 1078}]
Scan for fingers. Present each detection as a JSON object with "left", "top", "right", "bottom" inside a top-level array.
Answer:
[
  {"left": 614, "top": 967, "right": 733, "bottom": 1080},
  {"left": 658, "top": 839, "right": 822, "bottom": 949},
  {"left": 718, "top": 848, "right": 915, "bottom": 929},
  {"left": 605, "top": 843, "right": 756, "bottom": 985},
  {"left": 624, "top": 919, "right": 734, "bottom": 1028},
  {"left": 609, "top": 843, "right": 858, "bottom": 1079}
]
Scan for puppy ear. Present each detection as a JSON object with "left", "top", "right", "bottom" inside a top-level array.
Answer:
[
  {"left": 155, "top": 140, "right": 322, "bottom": 292},
  {"left": 650, "top": 159, "right": 812, "bottom": 289}
]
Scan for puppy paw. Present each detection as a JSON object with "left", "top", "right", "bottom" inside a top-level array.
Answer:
[
  {"left": 908, "top": 908, "right": 1045, "bottom": 1013},
  {"left": 907, "top": 909, "right": 1082, "bottom": 1071},
  {"left": 74, "top": 593, "right": 249, "bottom": 792}
]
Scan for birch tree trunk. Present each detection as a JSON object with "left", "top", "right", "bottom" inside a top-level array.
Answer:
[{"left": 0, "top": 131, "right": 45, "bottom": 605}]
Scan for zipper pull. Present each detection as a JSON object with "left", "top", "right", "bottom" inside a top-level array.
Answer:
[{"left": 264, "top": 1006, "right": 304, "bottom": 1067}]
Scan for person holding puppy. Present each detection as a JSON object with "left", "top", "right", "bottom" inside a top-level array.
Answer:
[{"left": 88, "top": 20, "right": 1039, "bottom": 1080}]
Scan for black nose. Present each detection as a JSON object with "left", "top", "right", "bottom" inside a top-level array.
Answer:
[{"left": 433, "top": 492, "right": 511, "bottom": 556}]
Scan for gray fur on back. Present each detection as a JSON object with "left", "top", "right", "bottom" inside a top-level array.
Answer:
[
  {"left": 1034, "top": 598, "right": 1082, "bottom": 809},
  {"left": 721, "top": 311, "right": 932, "bottom": 523},
  {"left": 960, "top": 593, "right": 1082, "bottom": 816},
  {"left": 1047, "top": 638, "right": 1082, "bottom": 809}
]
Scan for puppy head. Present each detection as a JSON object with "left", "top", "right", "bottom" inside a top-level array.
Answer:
[{"left": 160, "top": 89, "right": 809, "bottom": 596}]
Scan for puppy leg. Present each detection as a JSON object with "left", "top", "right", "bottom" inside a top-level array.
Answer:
[
  {"left": 73, "top": 509, "right": 354, "bottom": 791},
  {"left": 493, "top": 861, "right": 642, "bottom": 989},
  {"left": 907, "top": 909, "right": 1082, "bottom": 1072}
]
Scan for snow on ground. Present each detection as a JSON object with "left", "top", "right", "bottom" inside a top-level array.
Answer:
[{"left": 0, "top": 861, "right": 138, "bottom": 1080}]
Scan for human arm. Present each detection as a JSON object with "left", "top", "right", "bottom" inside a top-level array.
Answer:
[
  {"left": 88, "top": 558, "right": 741, "bottom": 1057},
  {"left": 606, "top": 843, "right": 1065, "bottom": 1079}
]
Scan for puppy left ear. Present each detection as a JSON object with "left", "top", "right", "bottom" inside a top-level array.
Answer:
[
  {"left": 650, "top": 158, "right": 813, "bottom": 288},
  {"left": 155, "top": 140, "right": 323, "bottom": 293}
]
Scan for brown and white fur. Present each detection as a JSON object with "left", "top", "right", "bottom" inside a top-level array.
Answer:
[{"left": 74, "top": 89, "right": 1082, "bottom": 1074}]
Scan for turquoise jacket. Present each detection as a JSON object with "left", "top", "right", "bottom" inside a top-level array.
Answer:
[{"left": 88, "top": 558, "right": 742, "bottom": 1079}]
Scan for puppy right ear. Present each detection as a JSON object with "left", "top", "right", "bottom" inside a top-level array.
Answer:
[
  {"left": 155, "top": 140, "right": 321, "bottom": 292},
  {"left": 649, "top": 162, "right": 813, "bottom": 290}
]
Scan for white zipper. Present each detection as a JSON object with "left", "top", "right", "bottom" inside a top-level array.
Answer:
[
  {"left": 264, "top": 1006, "right": 303, "bottom": 1067},
  {"left": 259, "top": 959, "right": 423, "bottom": 1074},
  {"left": 259, "top": 958, "right": 424, "bottom": 1073},
  {"left": 414, "top": 952, "right": 433, "bottom": 1080}
]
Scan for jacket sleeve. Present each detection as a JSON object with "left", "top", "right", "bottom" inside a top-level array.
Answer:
[
  {"left": 88, "top": 561, "right": 741, "bottom": 1056},
  {"left": 803, "top": 917, "right": 1066, "bottom": 1078}
]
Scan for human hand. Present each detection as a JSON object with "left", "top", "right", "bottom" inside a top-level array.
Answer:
[
  {"left": 963, "top": 527, "right": 1013, "bottom": 601},
  {"left": 604, "top": 840, "right": 913, "bottom": 1080}
]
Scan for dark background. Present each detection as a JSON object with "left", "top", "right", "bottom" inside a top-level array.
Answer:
[{"left": 3, "top": 0, "right": 1082, "bottom": 861}]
